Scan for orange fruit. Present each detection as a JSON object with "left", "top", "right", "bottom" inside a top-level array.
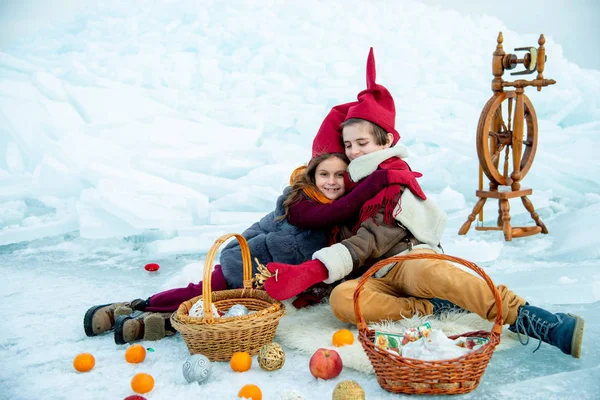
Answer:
[
  {"left": 73, "top": 353, "right": 95, "bottom": 372},
  {"left": 130, "top": 372, "right": 154, "bottom": 394},
  {"left": 332, "top": 329, "right": 354, "bottom": 347},
  {"left": 230, "top": 352, "right": 252, "bottom": 372},
  {"left": 125, "top": 344, "right": 146, "bottom": 364},
  {"left": 238, "top": 384, "right": 262, "bottom": 400}
]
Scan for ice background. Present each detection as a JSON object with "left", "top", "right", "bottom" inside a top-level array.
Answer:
[{"left": 1, "top": 0, "right": 599, "bottom": 399}]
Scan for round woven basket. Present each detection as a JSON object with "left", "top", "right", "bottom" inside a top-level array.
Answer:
[
  {"left": 171, "top": 233, "right": 285, "bottom": 361},
  {"left": 354, "top": 253, "right": 503, "bottom": 395}
]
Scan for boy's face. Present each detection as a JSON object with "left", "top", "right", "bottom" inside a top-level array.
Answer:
[
  {"left": 342, "top": 124, "right": 392, "bottom": 161},
  {"left": 314, "top": 157, "right": 347, "bottom": 200}
]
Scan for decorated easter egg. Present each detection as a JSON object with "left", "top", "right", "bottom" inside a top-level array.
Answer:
[{"left": 182, "top": 354, "right": 212, "bottom": 384}]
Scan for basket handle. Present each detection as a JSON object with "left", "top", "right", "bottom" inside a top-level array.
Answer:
[
  {"left": 353, "top": 253, "right": 504, "bottom": 336},
  {"left": 202, "top": 233, "right": 253, "bottom": 323}
]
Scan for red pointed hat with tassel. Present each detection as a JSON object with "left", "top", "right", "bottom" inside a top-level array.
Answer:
[
  {"left": 311, "top": 101, "right": 357, "bottom": 158},
  {"left": 345, "top": 47, "right": 400, "bottom": 145}
]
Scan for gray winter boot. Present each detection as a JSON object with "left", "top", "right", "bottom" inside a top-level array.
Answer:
[
  {"left": 114, "top": 312, "right": 175, "bottom": 345},
  {"left": 83, "top": 299, "right": 146, "bottom": 337},
  {"left": 509, "top": 304, "right": 585, "bottom": 358},
  {"left": 429, "top": 298, "right": 465, "bottom": 316}
]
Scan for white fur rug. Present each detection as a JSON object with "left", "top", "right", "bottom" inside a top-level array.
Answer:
[{"left": 275, "top": 302, "right": 520, "bottom": 374}]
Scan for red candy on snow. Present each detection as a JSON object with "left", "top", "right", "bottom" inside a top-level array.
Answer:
[
  {"left": 144, "top": 263, "right": 160, "bottom": 272},
  {"left": 124, "top": 396, "right": 146, "bottom": 400}
]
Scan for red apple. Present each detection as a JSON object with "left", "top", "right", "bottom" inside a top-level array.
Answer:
[{"left": 309, "top": 348, "right": 343, "bottom": 380}]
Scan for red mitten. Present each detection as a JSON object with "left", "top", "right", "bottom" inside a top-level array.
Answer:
[
  {"left": 263, "top": 259, "right": 329, "bottom": 301},
  {"left": 386, "top": 169, "right": 427, "bottom": 200}
]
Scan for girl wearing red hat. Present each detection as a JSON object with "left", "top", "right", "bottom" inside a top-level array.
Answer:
[
  {"left": 82, "top": 104, "right": 396, "bottom": 345},
  {"left": 263, "top": 48, "right": 584, "bottom": 359}
]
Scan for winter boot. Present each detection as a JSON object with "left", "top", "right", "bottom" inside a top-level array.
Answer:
[
  {"left": 114, "top": 312, "right": 175, "bottom": 345},
  {"left": 429, "top": 298, "right": 465, "bottom": 316},
  {"left": 144, "top": 312, "right": 176, "bottom": 341},
  {"left": 508, "top": 304, "right": 585, "bottom": 358},
  {"left": 83, "top": 299, "right": 146, "bottom": 337}
]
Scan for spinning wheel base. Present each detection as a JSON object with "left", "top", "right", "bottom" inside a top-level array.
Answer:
[
  {"left": 475, "top": 225, "right": 542, "bottom": 238},
  {"left": 458, "top": 188, "right": 548, "bottom": 242}
]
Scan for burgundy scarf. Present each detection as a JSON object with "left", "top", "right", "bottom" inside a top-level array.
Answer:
[{"left": 353, "top": 157, "right": 427, "bottom": 233}]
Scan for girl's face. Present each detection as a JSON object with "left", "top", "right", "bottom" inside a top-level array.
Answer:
[
  {"left": 314, "top": 157, "right": 347, "bottom": 200},
  {"left": 342, "top": 124, "right": 392, "bottom": 161}
]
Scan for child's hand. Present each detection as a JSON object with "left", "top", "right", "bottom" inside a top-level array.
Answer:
[{"left": 263, "top": 260, "right": 329, "bottom": 301}]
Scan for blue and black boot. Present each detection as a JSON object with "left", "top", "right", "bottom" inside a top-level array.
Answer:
[
  {"left": 429, "top": 298, "right": 465, "bottom": 316},
  {"left": 509, "top": 304, "right": 585, "bottom": 358}
]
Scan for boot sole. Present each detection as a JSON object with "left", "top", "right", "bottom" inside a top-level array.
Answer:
[
  {"left": 569, "top": 313, "right": 584, "bottom": 358},
  {"left": 114, "top": 312, "right": 143, "bottom": 345},
  {"left": 114, "top": 315, "right": 129, "bottom": 345},
  {"left": 83, "top": 303, "right": 113, "bottom": 337}
]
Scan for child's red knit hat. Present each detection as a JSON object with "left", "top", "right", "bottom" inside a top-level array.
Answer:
[
  {"left": 345, "top": 47, "right": 400, "bottom": 145},
  {"left": 311, "top": 101, "right": 357, "bottom": 158}
]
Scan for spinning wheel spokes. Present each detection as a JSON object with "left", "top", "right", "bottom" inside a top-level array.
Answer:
[{"left": 477, "top": 92, "right": 538, "bottom": 187}]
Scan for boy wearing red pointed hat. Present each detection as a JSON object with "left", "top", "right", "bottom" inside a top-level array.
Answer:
[{"left": 263, "top": 48, "right": 584, "bottom": 358}]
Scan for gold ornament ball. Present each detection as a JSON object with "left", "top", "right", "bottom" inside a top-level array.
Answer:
[
  {"left": 257, "top": 342, "right": 285, "bottom": 371},
  {"left": 332, "top": 380, "right": 365, "bottom": 400}
]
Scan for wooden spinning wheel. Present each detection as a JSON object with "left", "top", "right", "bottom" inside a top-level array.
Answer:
[{"left": 459, "top": 32, "right": 555, "bottom": 241}]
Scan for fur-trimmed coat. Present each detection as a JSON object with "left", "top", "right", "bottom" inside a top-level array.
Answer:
[{"left": 220, "top": 187, "right": 329, "bottom": 289}]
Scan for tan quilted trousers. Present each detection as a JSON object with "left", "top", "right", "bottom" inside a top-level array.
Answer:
[{"left": 329, "top": 248, "right": 526, "bottom": 325}]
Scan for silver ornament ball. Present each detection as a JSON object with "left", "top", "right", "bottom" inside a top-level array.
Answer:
[
  {"left": 225, "top": 304, "right": 249, "bottom": 317},
  {"left": 182, "top": 354, "right": 212, "bottom": 384}
]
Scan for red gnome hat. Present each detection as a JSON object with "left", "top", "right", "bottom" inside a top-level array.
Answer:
[
  {"left": 311, "top": 101, "right": 357, "bottom": 158},
  {"left": 346, "top": 47, "right": 400, "bottom": 145}
]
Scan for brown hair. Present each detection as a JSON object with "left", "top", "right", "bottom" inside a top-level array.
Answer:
[
  {"left": 341, "top": 118, "right": 389, "bottom": 146},
  {"left": 278, "top": 152, "right": 350, "bottom": 221}
]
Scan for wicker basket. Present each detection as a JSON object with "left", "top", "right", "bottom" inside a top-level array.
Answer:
[
  {"left": 171, "top": 233, "right": 285, "bottom": 361},
  {"left": 354, "top": 253, "right": 503, "bottom": 395}
]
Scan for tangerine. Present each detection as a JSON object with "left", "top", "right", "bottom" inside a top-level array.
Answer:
[
  {"left": 332, "top": 329, "right": 354, "bottom": 347},
  {"left": 230, "top": 352, "right": 252, "bottom": 372},
  {"left": 125, "top": 344, "right": 146, "bottom": 364},
  {"left": 238, "top": 384, "right": 262, "bottom": 400},
  {"left": 73, "top": 352, "right": 95, "bottom": 372},
  {"left": 131, "top": 372, "right": 154, "bottom": 394}
]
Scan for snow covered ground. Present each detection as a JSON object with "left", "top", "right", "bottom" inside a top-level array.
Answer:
[{"left": 1, "top": 1, "right": 599, "bottom": 399}]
